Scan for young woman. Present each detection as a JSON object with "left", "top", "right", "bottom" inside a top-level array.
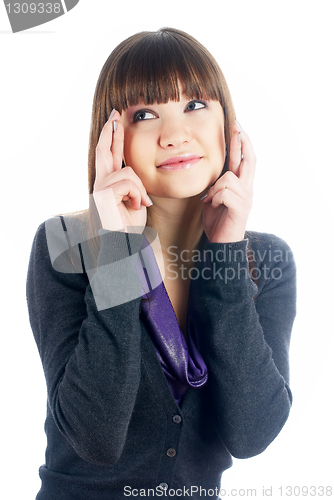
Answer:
[{"left": 27, "top": 27, "right": 296, "bottom": 500}]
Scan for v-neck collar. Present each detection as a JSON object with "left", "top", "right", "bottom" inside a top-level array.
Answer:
[{"left": 138, "top": 235, "right": 208, "bottom": 405}]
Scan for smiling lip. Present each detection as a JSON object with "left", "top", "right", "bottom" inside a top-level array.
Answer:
[{"left": 157, "top": 154, "right": 202, "bottom": 170}]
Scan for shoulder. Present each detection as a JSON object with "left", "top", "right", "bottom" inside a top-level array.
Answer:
[
  {"left": 44, "top": 211, "right": 88, "bottom": 237},
  {"left": 32, "top": 211, "right": 90, "bottom": 274},
  {"left": 34, "top": 211, "right": 88, "bottom": 239},
  {"left": 246, "top": 230, "right": 295, "bottom": 266},
  {"left": 246, "top": 230, "right": 293, "bottom": 255},
  {"left": 245, "top": 230, "right": 296, "bottom": 293}
]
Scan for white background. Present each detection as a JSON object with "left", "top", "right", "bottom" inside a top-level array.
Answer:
[{"left": 1, "top": 1, "right": 333, "bottom": 498}]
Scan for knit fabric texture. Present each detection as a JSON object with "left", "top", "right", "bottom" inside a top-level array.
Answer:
[{"left": 26, "top": 215, "right": 296, "bottom": 500}]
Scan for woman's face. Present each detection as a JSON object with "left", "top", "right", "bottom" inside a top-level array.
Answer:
[{"left": 120, "top": 86, "right": 226, "bottom": 199}]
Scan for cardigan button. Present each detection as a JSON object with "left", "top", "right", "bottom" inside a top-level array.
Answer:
[
  {"left": 172, "top": 414, "right": 182, "bottom": 424},
  {"left": 166, "top": 448, "right": 176, "bottom": 457},
  {"left": 158, "top": 483, "right": 168, "bottom": 491}
]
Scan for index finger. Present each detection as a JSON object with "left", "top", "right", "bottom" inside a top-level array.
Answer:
[
  {"left": 238, "top": 130, "right": 256, "bottom": 189},
  {"left": 95, "top": 110, "right": 121, "bottom": 180},
  {"left": 111, "top": 119, "right": 125, "bottom": 172}
]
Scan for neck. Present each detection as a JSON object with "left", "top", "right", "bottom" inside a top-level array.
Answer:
[{"left": 147, "top": 195, "right": 204, "bottom": 256}]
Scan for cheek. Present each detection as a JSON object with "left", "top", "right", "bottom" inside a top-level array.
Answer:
[
  {"left": 206, "top": 123, "right": 225, "bottom": 159},
  {"left": 123, "top": 132, "right": 150, "bottom": 165},
  {"left": 122, "top": 133, "right": 134, "bottom": 164},
  {"left": 205, "top": 122, "right": 226, "bottom": 179},
  {"left": 122, "top": 135, "right": 153, "bottom": 185}
]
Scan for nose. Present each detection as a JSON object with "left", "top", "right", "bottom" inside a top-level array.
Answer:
[{"left": 159, "top": 117, "right": 192, "bottom": 149}]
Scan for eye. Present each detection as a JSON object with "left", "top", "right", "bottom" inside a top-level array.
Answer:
[
  {"left": 186, "top": 100, "right": 207, "bottom": 112},
  {"left": 133, "top": 110, "right": 157, "bottom": 122}
]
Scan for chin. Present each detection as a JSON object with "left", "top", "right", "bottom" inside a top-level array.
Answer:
[
  {"left": 153, "top": 185, "right": 208, "bottom": 200},
  {"left": 146, "top": 170, "right": 221, "bottom": 200}
]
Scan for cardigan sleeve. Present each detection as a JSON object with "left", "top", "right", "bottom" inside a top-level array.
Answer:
[
  {"left": 188, "top": 232, "right": 296, "bottom": 459},
  {"left": 26, "top": 217, "right": 145, "bottom": 466}
]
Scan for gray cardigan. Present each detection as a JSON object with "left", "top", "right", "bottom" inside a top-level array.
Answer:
[{"left": 26, "top": 215, "right": 296, "bottom": 499}]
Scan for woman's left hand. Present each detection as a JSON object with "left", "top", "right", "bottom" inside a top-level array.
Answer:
[{"left": 202, "top": 121, "right": 256, "bottom": 243}]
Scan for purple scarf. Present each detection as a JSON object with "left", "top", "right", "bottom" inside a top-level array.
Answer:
[{"left": 138, "top": 239, "right": 208, "bottom": 404}]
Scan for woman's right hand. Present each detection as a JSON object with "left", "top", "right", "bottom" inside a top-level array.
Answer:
[{"left": 93, "top": 110, "right": 152, "bottom": 233}]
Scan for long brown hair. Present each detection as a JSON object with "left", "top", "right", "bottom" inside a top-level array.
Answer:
[
  {"left": 60, "top": 28, "right": 260, "bottom": 297},
  {"left": 84, "top": 27, "right": 236, "bottom": 261}
]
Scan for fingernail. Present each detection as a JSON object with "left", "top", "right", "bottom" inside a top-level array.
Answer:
[
  {"left": 235, "top": 119, "right": 243, "bottom": 131},
  {"left": 147, "top": 196, "right": 153, "bottom": 206},
  {"left": 238, "top": 132, "right": 242, "bottom": 142},
  {"left": 109, "top": 108, "right": 116, "bottom": 120},
  {"left": 113, "top": 121, "right": 118, "bottom": 132}
]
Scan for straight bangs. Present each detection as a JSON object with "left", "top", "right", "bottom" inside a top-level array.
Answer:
[{"left": 109, "top": 29, "right": 226, "bottom": 112}]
